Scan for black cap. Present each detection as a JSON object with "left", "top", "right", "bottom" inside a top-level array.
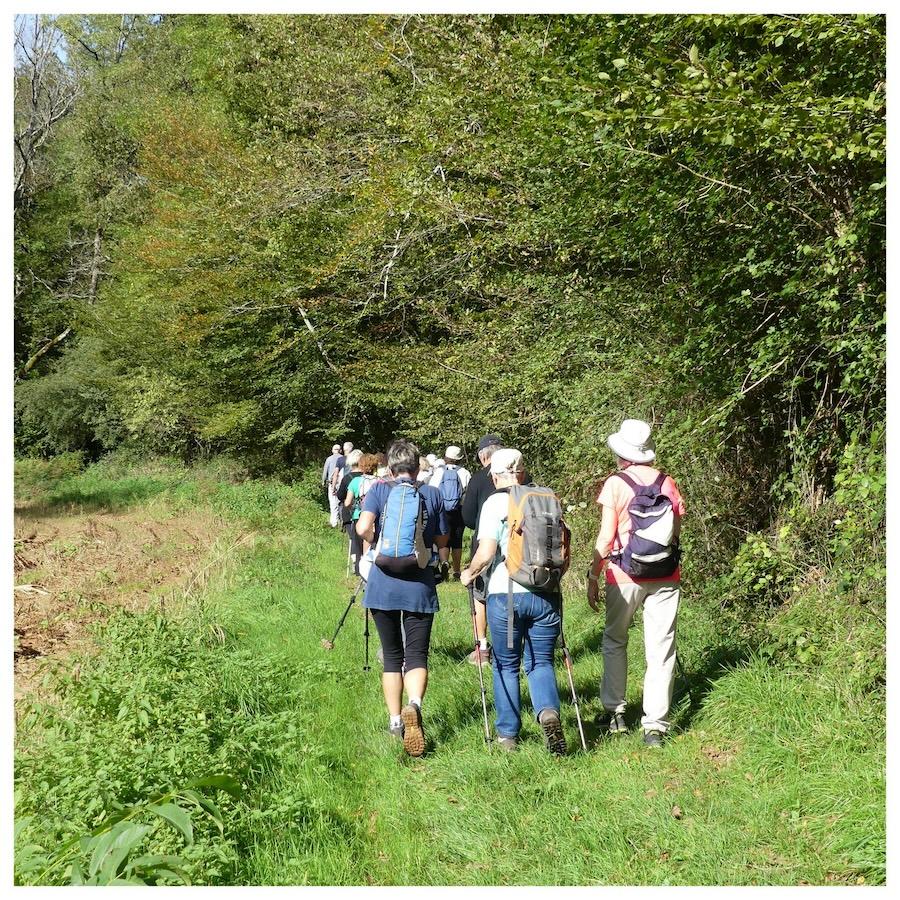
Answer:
[{"left": 477, "top": 434, "right": 502, "bottom": 452}]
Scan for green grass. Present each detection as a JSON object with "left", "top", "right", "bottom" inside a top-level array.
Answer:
[{"left": 14, "top": 459, "right": 885, "bottom": 885}]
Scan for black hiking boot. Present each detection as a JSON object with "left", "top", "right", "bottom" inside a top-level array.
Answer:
[
  {"left": 643, "top": 729, "right": 663, "bottom": 748},
  {"left": 608, "top": 712, "right": 628, "bottom": 735},
  {"left": 538, "top": 708, "right": 567, "bottom": 756}
]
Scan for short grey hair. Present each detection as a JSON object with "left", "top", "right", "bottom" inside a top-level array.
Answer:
[
  {"left": 343, "top": 441, "right": 354, "bottom": 453},
  {"left": 479, "top": 443, "right": 502, "bottom": 462},
  {"left": 347, "top": 449, "right": 363, "bottom": 466},
  {"left": 387, "top": 439, "right": 420, "bottom": 477}
]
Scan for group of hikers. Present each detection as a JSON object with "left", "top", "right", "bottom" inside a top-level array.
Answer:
[{"left": 320, "top": 419, "right": 685, "bottom": 759}]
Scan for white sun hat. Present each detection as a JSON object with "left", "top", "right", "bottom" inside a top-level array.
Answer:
[
  {"left": 445, "top": 445, "right": 464, "bottom": 461},
  {"left": 607, "top": 419, "right": 656, "bottom": 464},
  {"left": 426, "top": 453, "right": 438, "bottom": 466},
  {"left": 490, "top": 447, "right": 524, "bottom": 475}
]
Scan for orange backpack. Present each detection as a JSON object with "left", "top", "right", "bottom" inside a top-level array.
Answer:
[{"left": 502, "top": 484, "right": 571, "bottom": 647}]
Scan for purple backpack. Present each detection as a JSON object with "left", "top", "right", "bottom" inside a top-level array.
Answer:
[{"left": 612, "top": 470, "right": 681, "bottom": 579}]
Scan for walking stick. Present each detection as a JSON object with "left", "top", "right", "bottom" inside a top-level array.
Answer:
[
  {"left": 468, "top": 583, "right": 491, "bottom": 744},
  {"left": 558, "top": 598, "right": 588, "bottom": 751},
  {"left": 346, "top": 530, "right": 352, "bottom": 578},
  {"left": 321, "top": 578, "right": 365, "bottom": 650}
]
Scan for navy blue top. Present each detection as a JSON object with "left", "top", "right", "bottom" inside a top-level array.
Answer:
[{"left": 361, "top": 476, "right": 447, "bottom": 614}]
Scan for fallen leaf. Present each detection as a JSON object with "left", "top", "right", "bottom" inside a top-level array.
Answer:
[
  {"left": 447, "top": 796, "right": 459, "bottom": 804},
  {"left": 671, "top": 805, "right": 683, "bottom": 820},
  {"left": 660, "top": 851, "right": 670, "bottom": 861},
  {"left": 645, "top": 788, "right": 658, "bottom": 798}
]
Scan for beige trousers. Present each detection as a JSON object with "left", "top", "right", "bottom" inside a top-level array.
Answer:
[{"left": 601, "top": 580, "right": 680, "bottom": 733}]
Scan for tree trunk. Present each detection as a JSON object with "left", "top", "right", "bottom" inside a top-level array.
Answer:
[{"left": 16, "top": 326, "right": 72, "bottom": 380}]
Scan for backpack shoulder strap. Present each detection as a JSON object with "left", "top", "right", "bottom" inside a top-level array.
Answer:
[
  {"left": 652, "top": 471, "right": 667, "bottom": 490},
  {"left": 613, "top": 469, "right": 638, "bottom": 489}
]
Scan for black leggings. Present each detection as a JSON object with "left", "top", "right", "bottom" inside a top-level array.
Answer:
[
  {"left": 370, "top": 609, "right": 434, "bottom": 674},
  {"left": 345, "top": 521, "right": 363, "bottom": 575}
]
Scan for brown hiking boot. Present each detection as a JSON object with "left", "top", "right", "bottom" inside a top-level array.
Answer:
[
  {"left": 400, "top": 703, "right": 426, "bottom": 757},
  {"left": 538, "top": 708, "right": 567, "bottom": 756},
  {"left": 467, "top": 645, "right": 492, "bottom": 667}
]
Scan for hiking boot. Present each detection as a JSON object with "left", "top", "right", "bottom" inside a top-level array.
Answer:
[
  {"left": 496, "top": 736, "right": 517, "bottom": 752},
  {"left": 400, "top": 703, "right": 426, "bottom": 757},
  {"left": 440, "top": 562, "right": 450, "bottom": 583},
  {"left": 388, "top": 723, "right": 404, "bottom": 739},
  {"left": 451, "top": 571, "right": 462, "bottom": 582},
  {"left": 643, "top": 729, "right": 664, "bottom": 748},
  {"left": 608, "top": 712, "right": 628, "bottom": 735},
  {"left": 538, "top": 708, "right": 567, "bottom": 756},
  {"left": 467, "top": 645, "right": 492, "bottom": 667}
]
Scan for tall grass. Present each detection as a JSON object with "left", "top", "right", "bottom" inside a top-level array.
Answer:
[{"left": 14, "top": 460, "right": 885, "bottom": 885}]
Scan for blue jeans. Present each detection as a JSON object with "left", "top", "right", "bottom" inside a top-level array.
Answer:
[{"left": 486, "top": 590, "right": 561, "bottom": 739}]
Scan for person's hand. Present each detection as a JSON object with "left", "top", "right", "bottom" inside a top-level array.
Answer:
[
  {"left": 460, "top": 568, "right": 474, "bottom": 588},
  {"left": 587, "top": 576, "right": 601, "bottom": 613}
]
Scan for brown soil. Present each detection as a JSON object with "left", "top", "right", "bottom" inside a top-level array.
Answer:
[{"left": 13, "top": 502, "right": 231, "bottom": 701}]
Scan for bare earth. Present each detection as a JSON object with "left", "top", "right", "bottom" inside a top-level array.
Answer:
[{"left": 13, "top": 501, "right": 227, "bottom": 701}]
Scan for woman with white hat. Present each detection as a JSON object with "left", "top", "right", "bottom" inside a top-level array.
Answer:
[{"left": 586, "top": 419, "right": 686, "bottom": 748}]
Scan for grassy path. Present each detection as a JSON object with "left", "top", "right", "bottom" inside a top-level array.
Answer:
[{"left": 14, "top": 460, "right": 884, "bottom": 885}]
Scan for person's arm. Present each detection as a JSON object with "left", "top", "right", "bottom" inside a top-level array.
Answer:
[
  {"left": 460, "top": 537, "right": 497, "bottom": 586},
  {"left": 461, "top": 472, "right": 480, "bottom": 529},
  {"left": 343, "top": 488, "right": 356, "bottom": 509},
  {"left": 432, "top": 492, "right": 449, "bottom": 550},
  {"left": 356, "top": 510, "right": 376, "bottom": 541}
]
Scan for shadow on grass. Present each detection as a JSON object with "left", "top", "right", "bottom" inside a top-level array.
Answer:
[{"left": 15, "top": 479, "right": 169, "bottom": 519}]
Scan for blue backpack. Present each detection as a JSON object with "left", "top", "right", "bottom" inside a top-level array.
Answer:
[
  {"left": 612, "top": 470, "right": 681, "bottom": 578},
  {"left": 439, "top": 466, "right": 463, "bottom": 513},
  {"left": 374, "top": 480, "right": 430, "bottom": 575}
]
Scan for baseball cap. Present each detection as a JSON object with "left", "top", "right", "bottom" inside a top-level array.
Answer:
[
  {"left": 477, "top": 434, "right": 502, "bottom": 452},
  {"left": 490, "top": 448, "right": 524, "bottom": 475}
]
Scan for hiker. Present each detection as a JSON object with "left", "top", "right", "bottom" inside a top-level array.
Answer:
[
  {"left": 343, "top": 453, "right": 378, "bottom": 564},
  {"left": 356, "top": 439, "right": 448, "bottom": 757},
  {"left": 460, "top": 435, "right": 502, "bottom": 664},
  {"left": 332, "top": 441, "right": 354, "bottom": 492},
  {"left": 322, "top": 443, "right": 343, "bottom": 528},
  {"left": 460, "top": 448, "right": 568, "bottom": 755},
  {"left": 587, "top": 419, "right": 685, "bottom": 748},
  {"left": 417, "top": 455, "right": 433, "bottom": 485},
  {"left": 374, "top": 452, "right": 389, "bottom": 478},
  {"left": 430, "top": 445, "right": 471, "bottom": 581},
  {"left": 335, "top": 449, "right": 364, "bottom": 574},
  {"left": 461, "top": 435, "right": 531, "bottom": 666}
]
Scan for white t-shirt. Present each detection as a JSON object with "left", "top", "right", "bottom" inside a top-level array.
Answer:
[{"left": 476, "top": 491, "right": 529, "bottom": 595}]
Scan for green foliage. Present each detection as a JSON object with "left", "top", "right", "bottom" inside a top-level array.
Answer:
[{"left": 14, "top": 462, "right": 885, "bottom": 884}]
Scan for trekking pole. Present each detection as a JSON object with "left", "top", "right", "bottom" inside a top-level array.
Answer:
[
  {"left": 558, "top": 601, "right": 588, "bottom": 751},
  {"left": 468, "top": 583, "right": 491, "bottom": 744},
  {"left": 363, "top": 608, "right": 371, "bottom": 672},
  {"left": 346, "top": 531, "right": 352, "bottom": 578},
  {"left": 321, "top": 578, "right": 365, "bottom": 650}
]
